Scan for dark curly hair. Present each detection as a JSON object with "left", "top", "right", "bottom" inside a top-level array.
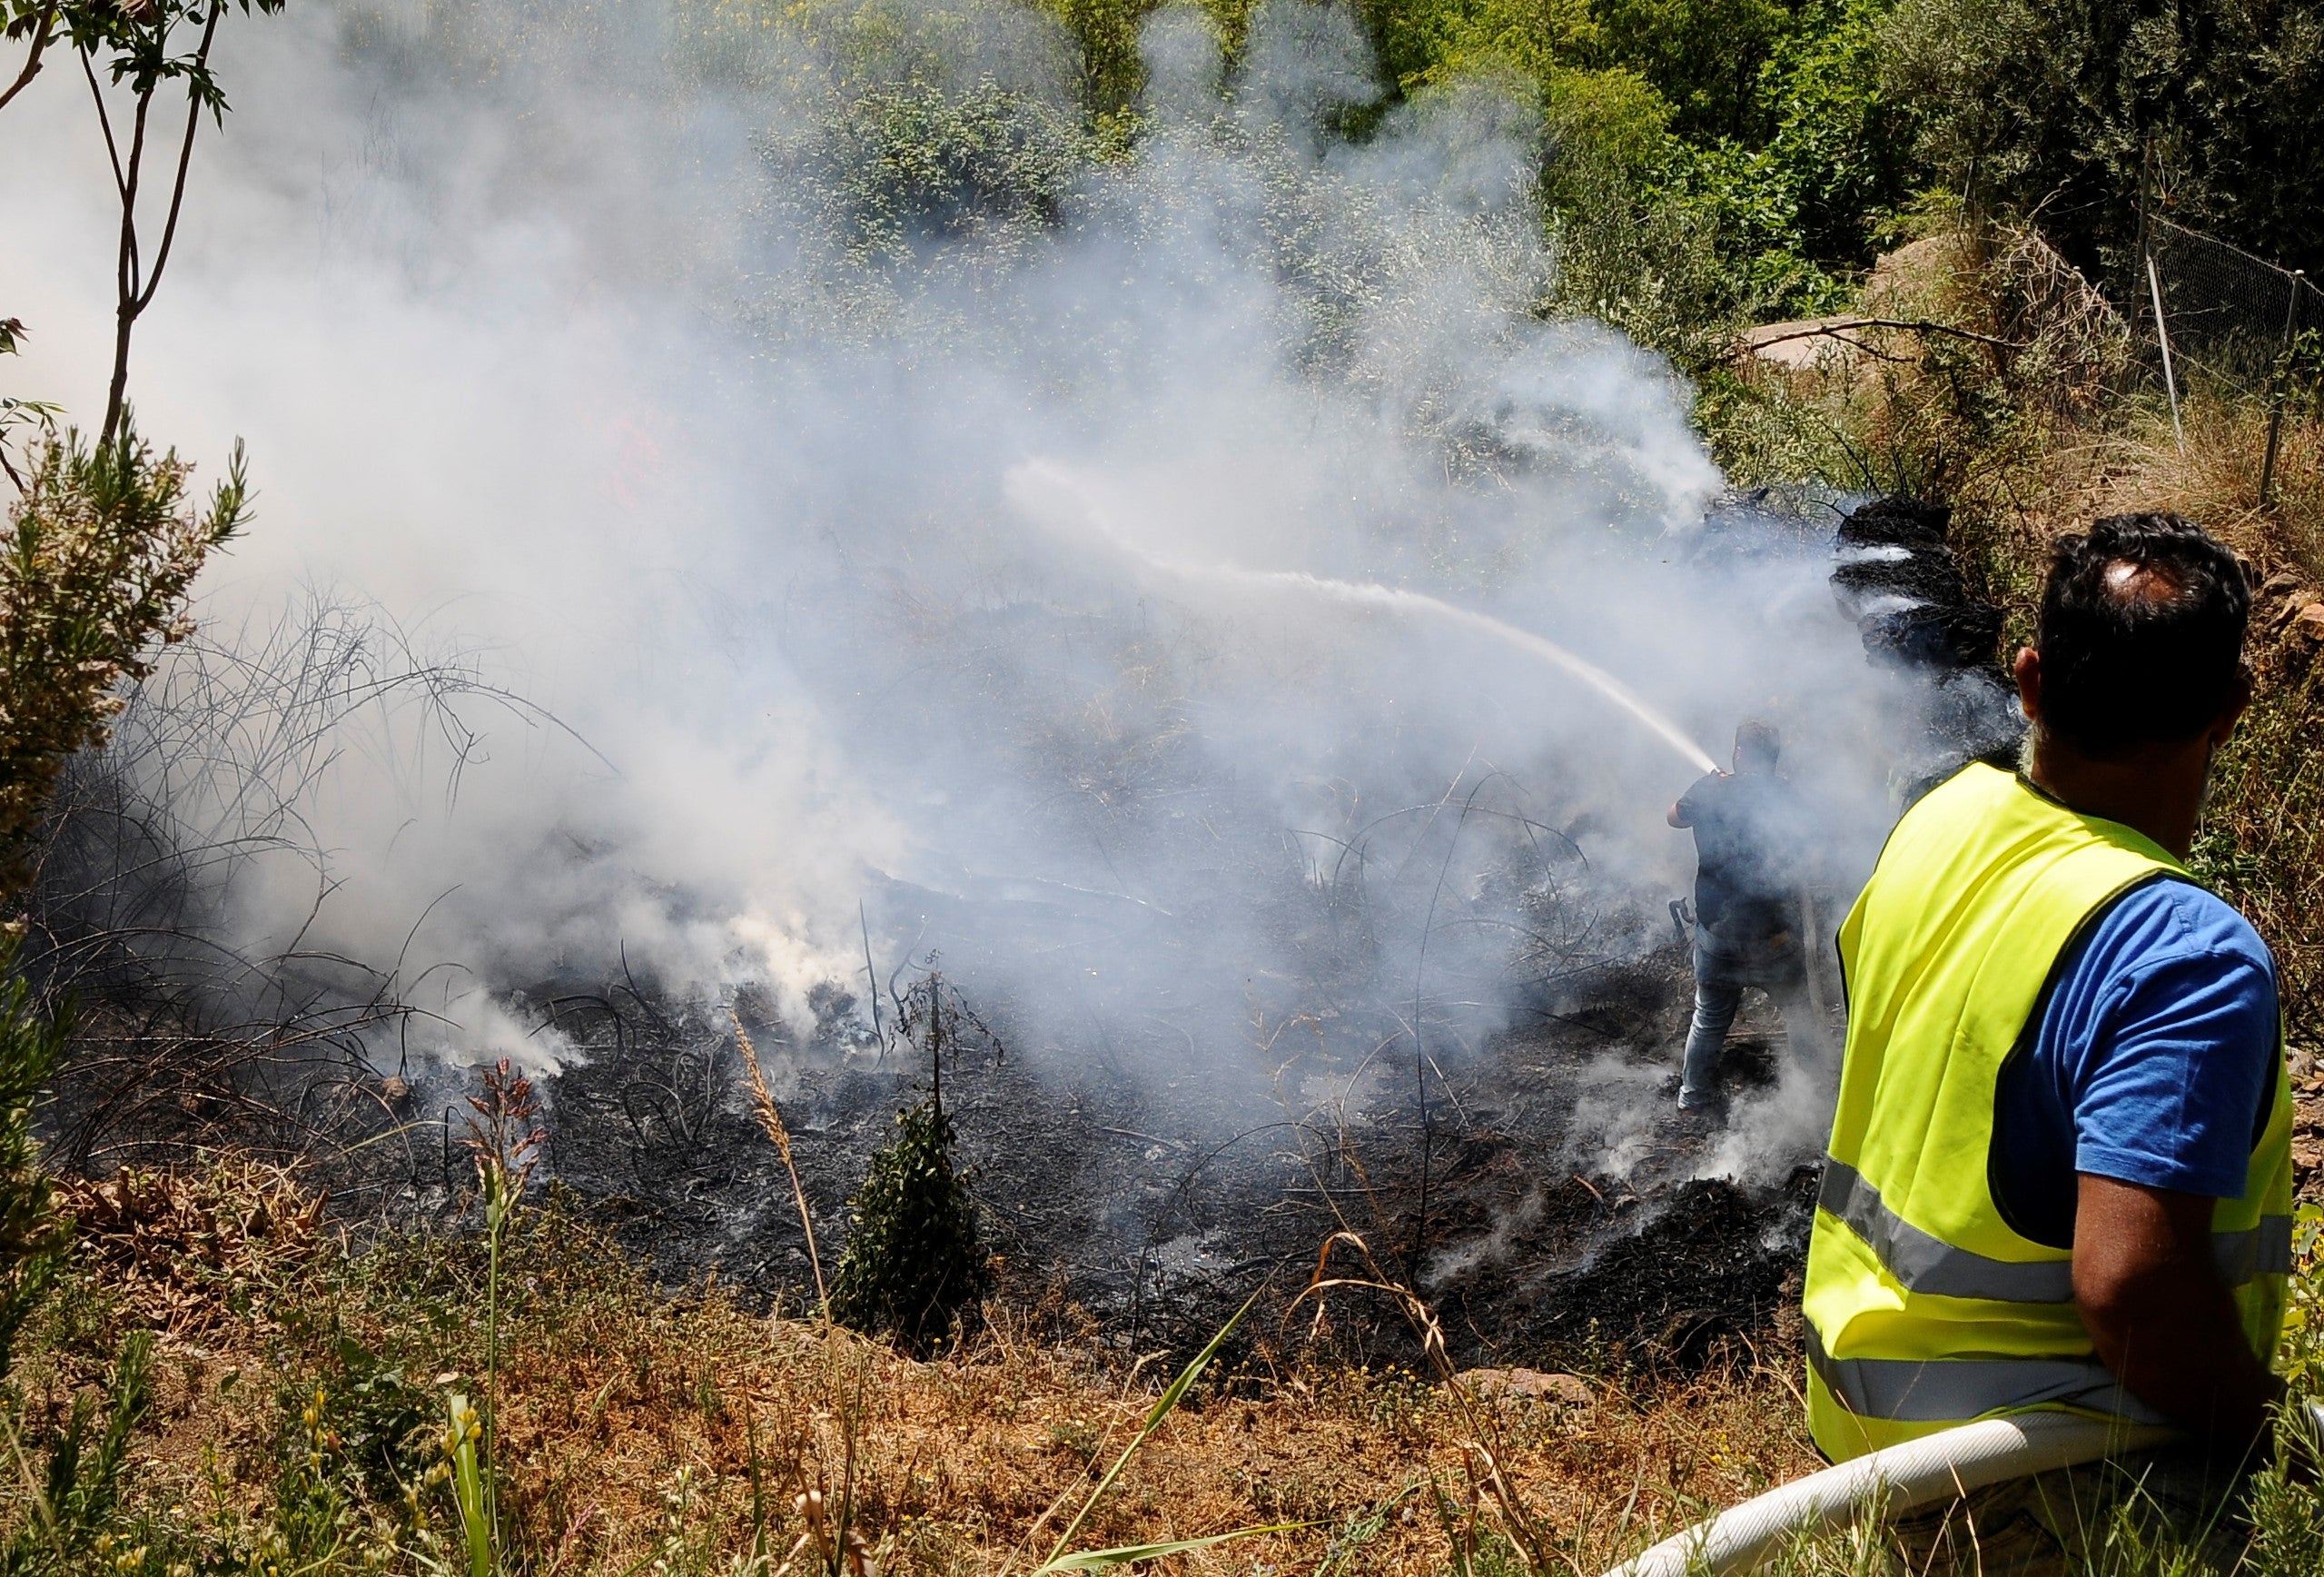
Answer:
[{"left": 2035, "top": 512, "right": 2250, "bottom": 759}]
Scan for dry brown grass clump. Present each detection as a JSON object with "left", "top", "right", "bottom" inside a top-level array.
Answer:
[
  {"left": 54, "top": 1155, "right": 323, "bottom": 1334},
  {"left": 1721, "top": 222, "right": 2324, "bottom": 610}
]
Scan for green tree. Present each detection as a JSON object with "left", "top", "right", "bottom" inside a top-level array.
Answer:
[
  {"left": 0, "top": 7, "right": 276, "bottom": 1563},
  {"left": 1884, "top": 0, "right": 2324, "bottom": 278},
  {"left": 1749, "top": 0, "right": 1903, "bottom": 263},
  {"left": 1347, "top": 0, "right": 1914, "bottom": 332},
  {"left": 1362, "top": 0, "right": 1599, "bottom": 94},
  {"left": 1589, "top": 0, "right": 1794, "bottom": 143},
  {"left": 799, "top": 74, "right": 1096, "bottom": 268},
  {"left": 0, "top": 0, "right": 273, "bottom": 884}
]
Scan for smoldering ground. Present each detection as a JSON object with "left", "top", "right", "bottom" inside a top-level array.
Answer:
[{"left": 6, "top": 0, "right": 1961, "bottom": 1340}]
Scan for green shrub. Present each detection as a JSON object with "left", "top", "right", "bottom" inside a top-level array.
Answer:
[
  {"left": 0, "top": 952, "right": 65, "bottom": 1382},
  {"left": 0, "top": 423, "right": 244, "bottom": 892},
  {"left": 828, "top": 976, "right": 994, "bottom": 1351},
  {"left": 1589, "top": 0, "right": 1795, "bottom": 144},
  {"left": 0, "top": 1333, "right": 153, "bottom": 1577},
  {"left": 0, "top": 943, "right": 156, "bottom": 1573},
  {"left": 830, "top": 1096, "right": 989, "bottom": 1349},
  {"left": 788, "top": 74, "right": 1097, "bottom": 269}
]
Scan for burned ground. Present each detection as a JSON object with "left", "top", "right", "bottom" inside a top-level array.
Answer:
[
  {"left": 21, "top": 748, "right": 1830, "bottom": 1379},
  {"left": 24, "top": 495, "right": 2014, "bottom": 1375},
  {"left": 483, "top": 937, "right": 1823, "bottom": 1372}
]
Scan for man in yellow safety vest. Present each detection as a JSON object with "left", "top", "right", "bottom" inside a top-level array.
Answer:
[{"left": 1802, "top": 513, "right": 2293, "bottom": 1559}]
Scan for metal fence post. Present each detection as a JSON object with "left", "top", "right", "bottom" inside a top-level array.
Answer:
[
  {"left": 2148, "top": 250, "right": 2187, "bottom": 451},
  {"left": 2261, "top": 270, "right": 2303, "bottom": 506}
]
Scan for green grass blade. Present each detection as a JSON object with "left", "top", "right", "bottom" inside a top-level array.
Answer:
[
  {"left": 447, "top": 1393, "right": 494, "bottom": 1577},
  {"left": 1040, "top": 1293, "right": 1257, "bottom": 1567},
  {"left": 1031, "top": 1522, "right": 1308, "bottom": 1572}
]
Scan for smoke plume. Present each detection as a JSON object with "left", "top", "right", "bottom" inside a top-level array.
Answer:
[{"left": 4, "top": 0, "right": 1925, "bottom": 1165}]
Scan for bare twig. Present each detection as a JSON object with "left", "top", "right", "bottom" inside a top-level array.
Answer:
[
  {"left": 1734, "top": 317, "right": 2029, "bottom": 362},
  {"left": 102, "top": 1, "right": 229, "bottom": 442},
  {"left": 22, "top": 600, "right": 581, "bottom": 1179},
  {"left": 75, "top": 40, "right": 125, "bottom": 197},
  {"left": 134, "top": 0, "right": 223, "bottom": 317},
  {"left": 858, "top": 898, "right": 882, "bottom": 1042}
]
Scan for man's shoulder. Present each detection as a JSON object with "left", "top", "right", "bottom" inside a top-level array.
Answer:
[
  {"left": 1676, "top": 769, "right": 1727, "bottom": 819},
  {"left": 2049, "top": 876, "right": 2280, "bottom": 1203},
  {"left": 2088, "top": 878, "right": 2274, "bottom": 977},
  {"left": 2039, "top": 878, "right": 2275, "bottom": 1076}
]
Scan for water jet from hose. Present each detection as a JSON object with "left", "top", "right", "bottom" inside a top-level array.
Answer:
[{"left": 1007, "top": 460, "right": 1718, "bottom": 776}]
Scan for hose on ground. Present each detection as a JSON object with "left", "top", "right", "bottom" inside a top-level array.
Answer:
[{"left": 1600, "top": 1413, "right": 2177, "bottom": 1577}]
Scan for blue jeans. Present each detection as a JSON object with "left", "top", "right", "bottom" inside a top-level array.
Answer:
[{"left": 1678, "top": 925, "right": 1829, "bottom": 1109}]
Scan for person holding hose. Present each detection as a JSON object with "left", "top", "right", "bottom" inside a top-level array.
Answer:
[
  {"left": 1666, "top": 719, "right": 1827, "bottom": 1116},
  {"left": 1804, "top": 514, "right": 2291, "bottom": 1563}
]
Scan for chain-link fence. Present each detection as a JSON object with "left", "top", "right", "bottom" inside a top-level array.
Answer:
[
  {"left": 2138, "top": 213, "right": 2324, "bottom": 498},
  {"left": 2143, "top": 217, "right": 2323, "bottom": 387}
]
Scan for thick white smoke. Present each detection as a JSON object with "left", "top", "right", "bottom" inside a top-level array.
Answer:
[{"left": 4, "top": 0, "right": 1919, "bottom": 1151}]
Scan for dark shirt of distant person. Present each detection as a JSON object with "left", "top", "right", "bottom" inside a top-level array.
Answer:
[
  {"left": 1667, "top": 720, "right": 1805, "bottom": 953},
  {"left": 1666, "top": 721, "right": 1824, "bottom": 1113}
]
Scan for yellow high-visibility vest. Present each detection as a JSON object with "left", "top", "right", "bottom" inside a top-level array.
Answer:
[{"left": 1805, "top": 762, "right": 2292, "bottom": 1461}]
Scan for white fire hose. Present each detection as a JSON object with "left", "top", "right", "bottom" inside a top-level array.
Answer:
[{"left": 1599, "top": 1413, "right": 2178, "bottom": 1577}]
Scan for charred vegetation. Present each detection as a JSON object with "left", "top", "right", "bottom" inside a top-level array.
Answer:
[{"left": 4, "top": 501, "right": 2008, "bottom": 1380}]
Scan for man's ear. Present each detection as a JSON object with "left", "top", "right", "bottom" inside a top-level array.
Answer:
[
  {"left": 2210, "top": 663, "right": 2254, "bottom": 746},
  {"left": 2013, "top": 647, "right": 2042, "bottom": 723}
]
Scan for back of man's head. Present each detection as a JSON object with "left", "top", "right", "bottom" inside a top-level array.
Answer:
[
  {"left": 2036, "top": 513, "right": 2250, "bottom": 759},
  {"left": 1735, "top": 719, "right": 1781, "bottom": 771}
]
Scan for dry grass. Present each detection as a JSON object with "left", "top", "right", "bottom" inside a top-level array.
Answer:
[
  {"left": 1720, "top": 222, "right": 2324, "bottom": 596},
  {"left": 52, "top": 1157, "right": 321, "bottom": 1335},
  {"left": 2073, "top": 397, "right": 2324, "bottom": 580},
  {"left": 15, "top": 1160, "right": 1825, "bottom": 1576},
  {"left": 24, "top": 1154, "right": 2324, "bottom": 1574},
  {"left": 1967, "top": 389, "right": 2324, "bottom": 1042}
]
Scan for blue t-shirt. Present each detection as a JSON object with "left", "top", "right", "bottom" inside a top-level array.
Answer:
[{"left": 1991, "top": 878, "right": 2280, "bottom": 1249}]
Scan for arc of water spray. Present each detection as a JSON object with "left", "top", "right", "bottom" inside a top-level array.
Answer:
[{"left": 1004, "top": 460, "right": 1719, "bottom": 776}]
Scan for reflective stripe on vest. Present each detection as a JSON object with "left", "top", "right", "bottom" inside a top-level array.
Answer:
[
  {"left": 1805, "top": 1324, "right": 2167, "bottom": 1426},
  {"left": 1818, "top": 1159, "right": 2072, "bottom": 1303},
  {"left": 1820, "top": 1159, "right": 2294, "bottom": 1302},
  {"left": 2217, "top": 1214, "right": 2297, "bottom": 1284}
]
